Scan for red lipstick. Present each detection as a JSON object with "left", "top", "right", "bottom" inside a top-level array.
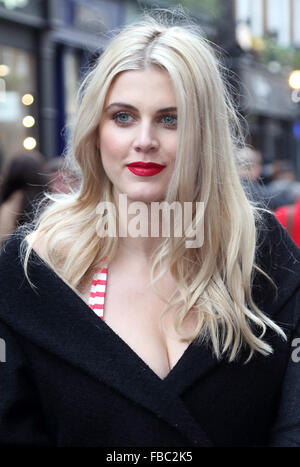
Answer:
[{"left": 126, "top": 161, "right": 166, "bottom": 177}]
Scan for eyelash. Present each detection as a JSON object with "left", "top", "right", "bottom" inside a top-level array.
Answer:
[{"left": 112, "top": 111, "right": 177, "bottom": 128}]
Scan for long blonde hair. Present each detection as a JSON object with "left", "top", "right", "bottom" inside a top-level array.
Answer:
[{"left": 21, "top": 10, "right": 286, "bottom": 362}]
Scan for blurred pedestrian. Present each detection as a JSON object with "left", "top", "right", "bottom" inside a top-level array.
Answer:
[
  {"left": 265, "top": 160, "right": 300, "bottom": 210},
  {"left": 0, "top": 151, "right": 49, "bottom": 247},
  {"left": 236, "top": 147, "right": 270, "bottom": 207}
]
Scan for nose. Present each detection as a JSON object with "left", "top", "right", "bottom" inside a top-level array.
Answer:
[{"left": 132, "top": 122, "right": 159, "bottom": 153}]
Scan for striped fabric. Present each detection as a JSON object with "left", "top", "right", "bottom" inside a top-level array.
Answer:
[{"left": 88, "top": 267, "right": 108, "bottom": 319}]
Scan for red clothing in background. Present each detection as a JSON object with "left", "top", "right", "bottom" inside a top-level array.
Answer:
[{"left": 275, "top": 198, "right": 300, "bottom": 247}]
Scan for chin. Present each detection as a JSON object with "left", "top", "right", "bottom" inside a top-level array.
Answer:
[{"left": 128, "top": 191, "right": 165, "bottom": 204}]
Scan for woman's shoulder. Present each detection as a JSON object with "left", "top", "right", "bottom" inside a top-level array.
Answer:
[
  {"left": 0, "top": 230, "right": 48, "bottom": 290},
  {"left": 0, "top": 230, "right": 70, "bottom": 320},
  {"left": 256, "top": 210, "right": 300, "bottom": 265},
  {"left": 253, "top": 210, "right": 300, "bottom": 318},
  {"left": 0, "top": 232, "right": 30, "bottom": 322},
  {"left": 0, "top": 230, "right": 77, "bottom": 348}
]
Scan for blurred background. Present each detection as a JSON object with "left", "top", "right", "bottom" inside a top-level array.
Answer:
[{"left": 1, "top": 0, "right": 300, "bottom": 246}]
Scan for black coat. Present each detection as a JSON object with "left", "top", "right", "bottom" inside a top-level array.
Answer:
[{"left": 0, "top": 213, "right": 300, "bottom": 447}]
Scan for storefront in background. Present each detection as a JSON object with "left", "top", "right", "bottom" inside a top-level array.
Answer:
[
  {"left": 0, "top": 0, "right": 123, "bottom": 166},
  {"left": 0, "top": 0, "right": 45, "bottom": 167},
  {"left": 0, "top": 45, "right": 38, "bottom": 165},
  {"left": 237, "top": 58, "right": 300, "bottom": 178}
]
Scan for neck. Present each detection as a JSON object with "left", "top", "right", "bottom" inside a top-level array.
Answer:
[{"left": 114, "top": 193, "right": 166, "bottom": 263}]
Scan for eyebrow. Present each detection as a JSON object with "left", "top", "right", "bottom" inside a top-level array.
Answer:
[{"left": 104, "top": 102, "right": 177, "bottom": 113}]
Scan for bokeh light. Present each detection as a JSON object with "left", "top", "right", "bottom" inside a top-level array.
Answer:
[
  {"left": 0, "top": 64, "right": 10, "bottom": 77},
  {"left": 23, "top": 137, "right": 37, "bottom": 150},
  {"left": 22, "top": 115, "right": 35, "bottom": 128},
  {"left": 22, "top": 93, "right": 34, "bottom": 106},
  {"left": 288, "top": 71, "right": 300, "bottom": 90}
]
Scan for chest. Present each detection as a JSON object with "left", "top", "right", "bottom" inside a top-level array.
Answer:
[{"left": 80, "top": 266, "right": 197, "bottom": 380}]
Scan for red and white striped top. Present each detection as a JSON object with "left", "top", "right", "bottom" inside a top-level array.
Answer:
[{"left": 88, "top": 267, "right": 108, "bottom": 320}]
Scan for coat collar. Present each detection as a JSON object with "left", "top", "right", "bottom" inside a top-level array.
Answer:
[{"left": 0, "top": 235, "right": 215, "bottom": 446}]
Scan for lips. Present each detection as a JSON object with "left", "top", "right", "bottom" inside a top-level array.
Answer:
[
  {"left": 126, "top": 161, "right": 166, "bottom": 177},
  {"left": 126, "top": 162, "right": 165, "bottom": 168}
]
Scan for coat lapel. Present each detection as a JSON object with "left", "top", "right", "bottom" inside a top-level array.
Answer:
[{"left": 0, "top": 237, "right": 214, "bottom": 446}]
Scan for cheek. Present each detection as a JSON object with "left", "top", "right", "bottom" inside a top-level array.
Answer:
[
  {"left": 99, "top": 125, "right": 129, "bottom": 159},
  {"left": 166, "top": 135, "right": 177, "bottom": 161}
]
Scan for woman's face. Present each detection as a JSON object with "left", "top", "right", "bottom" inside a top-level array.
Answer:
[{"left": 98, "top": 67, "right": 177, "bottom": 204}]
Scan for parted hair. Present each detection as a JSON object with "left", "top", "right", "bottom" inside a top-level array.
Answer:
[{"left": 21, "top": 9, "right": 285, "bottom": 362}]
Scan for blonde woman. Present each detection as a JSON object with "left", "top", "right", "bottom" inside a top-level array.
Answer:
[{"left": 0, "top": 12, "right": 300, "bottom": 448}]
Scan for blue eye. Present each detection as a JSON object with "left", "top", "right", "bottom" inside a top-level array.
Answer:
[
  {"left": 113, "top": 112, "right": 134, "bottom": 124},
  {"left": 161, "top": 115, "right": 177, "bottom": 127}
]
